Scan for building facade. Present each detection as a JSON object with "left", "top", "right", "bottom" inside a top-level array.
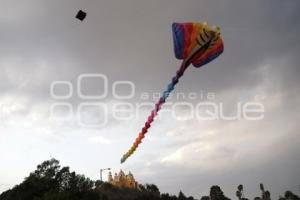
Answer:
[{"left": 108, "top": 170, "right": 138, "bottom": 189}]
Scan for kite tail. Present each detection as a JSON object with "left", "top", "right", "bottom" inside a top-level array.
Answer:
[{"left": 120, "top": 61, "right": 189, "bottom": 163}]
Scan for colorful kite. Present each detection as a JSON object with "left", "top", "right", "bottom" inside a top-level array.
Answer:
[{"left": 120, "top": 22, "right": 224, "bottom": 163}]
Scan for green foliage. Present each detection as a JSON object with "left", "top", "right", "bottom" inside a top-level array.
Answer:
[
  {"left": 284, "top": 191, "right": 300, "bottom": 200},
  {"left": 0, "top": 159, "right": 97, "bottom": 200},
  {"left": 210, "top": 185, "right": 230, "bottom": 200},
  {"left": 1, "top": 160, "right": 298, "bottom": 200},
  {"left": 201, "top": 196, "right": 210, "bottom": 200},
  {"left": 145, "top": 184, "right": 160, "bottom": 196}
]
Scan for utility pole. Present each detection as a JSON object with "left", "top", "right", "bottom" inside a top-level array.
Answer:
[{"left": 100, "top": 168, "right": 111, "bottom": 182}]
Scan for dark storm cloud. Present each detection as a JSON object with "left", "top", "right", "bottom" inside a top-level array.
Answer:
[{"left": 1, "top": 0, "right": 299, "bottom": 95}]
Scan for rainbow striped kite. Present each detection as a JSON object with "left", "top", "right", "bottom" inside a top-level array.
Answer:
[{"left": 121, "top": 22, "right": 224, "bottom": 163}]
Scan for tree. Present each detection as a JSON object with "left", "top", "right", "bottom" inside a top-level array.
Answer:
[
  {"left": 210, "top": 185, "right": 230, "bottom": 200},
  {"left": 178, "top": 190, "right": 187, "bottom": 200},
  {"left": 34, "top": 159, "right": 61, "bottom": 179},
  {"left": 0, "top": 159, "right": 96, "bottom": 200},
  {"left": 145, "top": 184, "right": 160, "bottom": 196},
  {"left": 285, "top": 191, "right": 300, "bottom": 200},
  {"left": 236, "top": 185, "right": 243, "bottom": 200},
  {"left": 201, "top": 196, "right": 210, "bottom": 200},
  {"left": 161, "top": 193, "right": 178, "bottom": 200},
  {"left": 259, "top": 183, "right": 271, "bottom": 200},
  {"left": 264, "top": 191, "right": 271, "bottom": 200}
]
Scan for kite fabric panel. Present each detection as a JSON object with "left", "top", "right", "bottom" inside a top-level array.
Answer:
[{"left": 172, "top": 22, "right": 224, "bottom": 67}]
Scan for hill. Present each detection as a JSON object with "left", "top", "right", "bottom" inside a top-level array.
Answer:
[
  {"left": 0, "top": 159, "right": 299, "bottom": 200},
  {"left": 0, "top": 159, "right": 195, "bottom": 200}
]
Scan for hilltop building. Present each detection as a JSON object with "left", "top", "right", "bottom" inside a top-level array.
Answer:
[{"left": 108, "top": 170, "right": 138, "bottom": 189}]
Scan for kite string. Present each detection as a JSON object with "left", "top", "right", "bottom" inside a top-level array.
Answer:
[{"left": 121, "top": 61, "right": 189, "bottom": 163}]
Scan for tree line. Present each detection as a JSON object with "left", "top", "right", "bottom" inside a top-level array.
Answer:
[{"left": 0, "top": 159, "right": 299, "bottom": 200}]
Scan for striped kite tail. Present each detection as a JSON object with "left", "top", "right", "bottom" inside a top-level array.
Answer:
[{"left": 120, "top": 62, "right": 189, "bottom": 163}]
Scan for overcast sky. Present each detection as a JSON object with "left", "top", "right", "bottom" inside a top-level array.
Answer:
[{"left": 0, "top": 0, "right": 300, "bottom": 199}]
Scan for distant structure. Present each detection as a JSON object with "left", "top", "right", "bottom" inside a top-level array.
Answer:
[{"left": 108, "top": 170, "right": 138, "bottom": 189}]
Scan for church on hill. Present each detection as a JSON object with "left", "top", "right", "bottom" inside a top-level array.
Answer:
[{"left": 108, "top": 170, "right": 138, "bottom": 189}]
